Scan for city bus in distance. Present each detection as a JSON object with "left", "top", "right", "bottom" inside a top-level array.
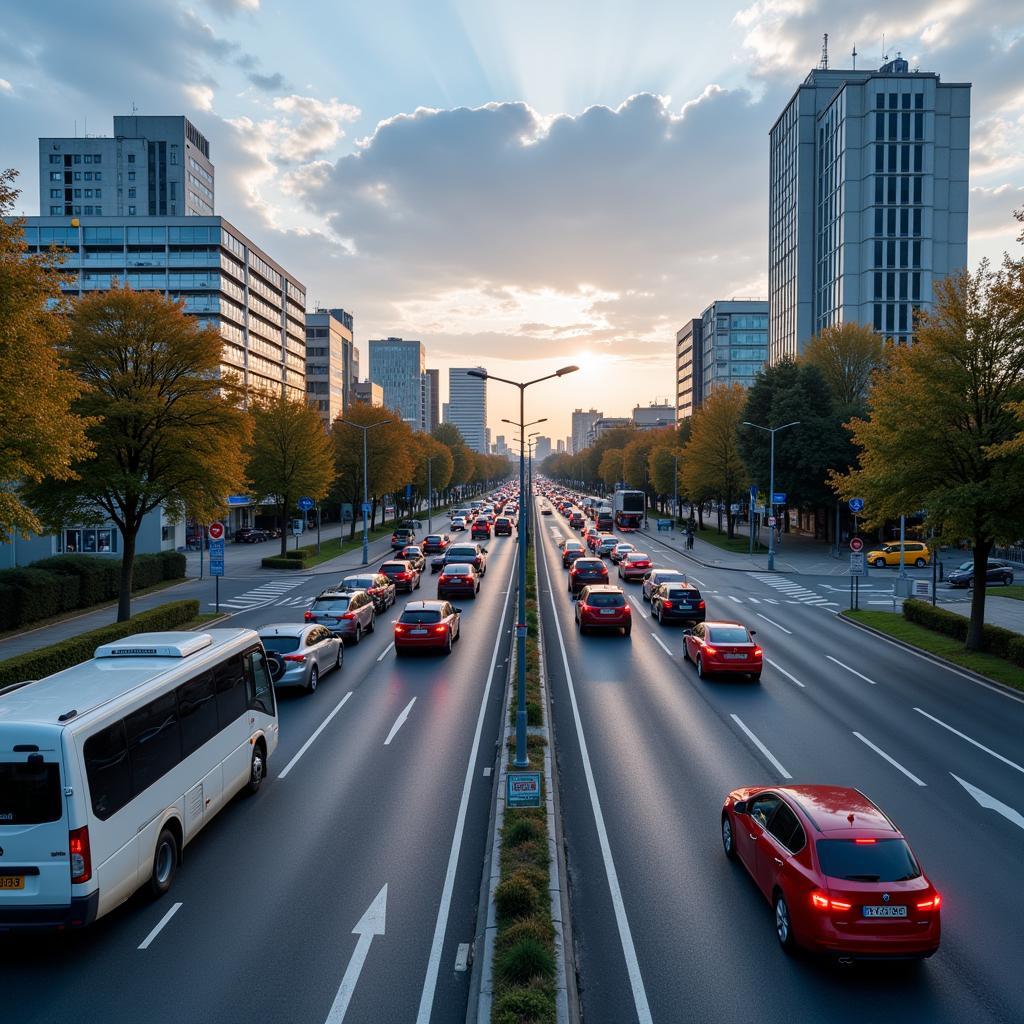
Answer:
[
  {"left": 0, "top": 629, "right": 278, "bottom": 930},
  {"left": 613, "top": 490, "right": 646, "bottom": 531}
]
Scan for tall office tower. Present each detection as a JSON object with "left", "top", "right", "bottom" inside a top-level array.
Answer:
[
  {"left": 571, "top": 408, "right": 603, "bottom": 454},
  {"left": 675, "top": 319, "right": 703, "bottom": 419},
  {"left": 40, "top": 114, "right": 215, "bottom": 218},
  {"left": 534, "top": 436, "right": 552, "bottom": 463},
  {"left": 557, "top": 439, "right": 565, "bottom": 453},
  {"left": 425, "top": 368, "right": 440, "bottom": 433},
  {"left": 769, "top": 57, "right": 970, "bottom": 362},
  {"left": 327, "top": 308, "right": 357, "bottom": 408},
  {"left": 306, "top": 309, "right": 355, "bottom": 429},
  {"left": 368, "top": 337, "right": 426, "bottom": 429},
  {"left": 696, "top": 299, "right": 769, "bottom": 400},
  {"left": 447, "top": 367, "right": 488, "bottom": 453}
]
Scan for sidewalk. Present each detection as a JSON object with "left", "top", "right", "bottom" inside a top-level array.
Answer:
[{"left": 937, "top": 595, "right": 1024, "bottom": 635}]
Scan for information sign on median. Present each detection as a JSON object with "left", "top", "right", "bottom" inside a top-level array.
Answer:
[
  {"left": 507, "top": 772, "right": 542, "bottom": 808},
  {"left": 849, "top": 552, "right": 867, "bottom": 576},
  {"left": 767, "top": 516, "right": 777, "bottom": 527},
  {"left": 772, "top": 492, "right": 786, "bottom": 505},
  {"left": 208, "top": 521, "right": 225, "bottom": 577}
]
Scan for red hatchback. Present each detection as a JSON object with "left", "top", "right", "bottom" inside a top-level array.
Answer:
[
  {"left": 574, "top": 585, "right": 632, "bottom": 636},
  {"left": 683, "top": 620, "right": 762, "bottom": 681},
  {"left": 721, "top": 785, "right": 941, "bottom": 960},
  {"left": 617, "top": 551, "right": 652, "bottom": 581},
  {"left": 394, "top": 600, "right": 462, "bottom": 655},
  {"left": 437, "top": 562, "right": 480, "bottom": 599}
]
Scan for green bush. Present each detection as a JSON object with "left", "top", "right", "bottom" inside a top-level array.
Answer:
[
  {"left": 903, "top": 599, "right": 1024, "bottom": 665},
  {"left": 1007, "top": 635, "right": 1024, "bottom": 668},
  {"left": 0, "top": 600, "right": 201, "bottom": 688},
  {"left": 494, "top": 934, "right": 556, "bottom": 986},
  {"left": 505, "top": 815, "right": 545, "bottom": 848},
  {"left": 158, "top": 550, "right": 187, "bottom": 579},
  {"left": 32, "top": 555, "right": 120, "bottom": 606},
  {"left": 494, "top": 870, "right": 541, "bottom": 924},
  {"left": 132, "top": 553, "right": 165, "bottom": 589},
  {"left": 495, "top": 918, "right": 555, "bottom": 956},
  {"left": 492, "top": 988, "right": 556, "bottom": 1024},
  {"left": 284, "top": 546, "right": 314, "bottom": 560},
  {"left": 0, "top": 568, "right": 68, "bottom": 628},
  {"left": 261, "top": 556, "right": 308, "bottom": 570}
]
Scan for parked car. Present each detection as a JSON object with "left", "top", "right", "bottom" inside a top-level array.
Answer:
[
  {"left": 437, "top": 562, "right": 481, "bottom": 599},
  {"left": 642, "top": 569, "right": 688, "bottom": 601},
  {"left": 394, "top": 600, "right": 462, "bottom": 655},
  {"left": 340, "top": 572, "right": 396, "bottom": 612},
  {"left": 259, "top": 623, "right": 343, "bottom": 694},
  {"left": 866, "top": 541, "right": 931, "bottom": 568},
  {"left": 650, "top": 582, "right": 705, "bottom": 625},
  {"left": 683, "top": 621, "right": 761, "bottom": 680},
  {"left": 618, "top": 551, "right": 652, "bottom": 581},
  {"left": 234, "top": 527, "right": 268, "bottom": 543},
  {"left": 422, "top": 533, "right": 451, "bottom": 554},
  {"left": 304, "top": 589, "right": 377, "bottom": 644},
  {"left": 568, "top": 557, "right": 609, "bottom": 595},
  {"left": 574, "top": 585, "right": 632, "bottom": 636},
  {"left": 720, "top": 785, "right": 941, "bottom": 959},
  {"left": 398, "top": 545, "right": 427, "bottom": 574},
  {"left": 494, "top": 516, "right": 513, "bottom": 536},
  {"left": 379, "top": 559, "right": 421, "bottom": 593},
  {"left": 391, "top": 527, "right": 416, "bottom": 550},
  {"left": 946, "top": 559, "right": 1015, "bottom": 588}
]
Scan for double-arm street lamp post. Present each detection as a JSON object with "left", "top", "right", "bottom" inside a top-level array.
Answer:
[
  {"left": 425, "top": 454, "right": 443, "bottom": 533},
  {"left": 468, "top": 366, "right": 577, "bottom": 767},
  {"left": 341, "top": 418, "right": 390, "bottom": 565},
  {"left": 741, "top": 420, "right": 800, "bottom": 571}
]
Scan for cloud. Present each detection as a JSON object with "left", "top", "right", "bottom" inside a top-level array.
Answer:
[
  {"left": 0, "top": 78, "right": 12, "bottom": 95},
  {"left": 184, "top": 83, "right": 215, "bottom": 112},
  {"left": 203, "top": 0, "right": 259, "bottom": 13},
  {"left": 247, "top": 71, "right": 286, "bottom": 92}
]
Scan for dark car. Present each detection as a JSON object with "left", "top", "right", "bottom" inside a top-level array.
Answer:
[
  {"left": 340, "top": 572, "right": 396, "bottom": 612},
  {"left": 399, "top": 545, "right": 427, "bottom": 574},
  {"left": 946, "top": 559, "right": 1015, "bottom": 588},
  {"left": 575, "top": 585, "right": 631, "bottom": 636},
  {"left": 391, "top": 527, "right": 416, "bottom": 550},
  {"left": 234, "top": 527, "right": 268, "bottom": 543},
  {"left": 471, "top": 518, "right": 492, "bottom": 541},
  {"left": 422, "top": 533, "right": 451, "bottom": 554},
  {"left": 493, "top": 516, "right": 513, "bottom": 536},
  {"left": 443, "top": 543, "right": 487, "bottom": 576},
  {"left": 568, "top": 511, "right": 585, "bottom": 530},
  {"left": 650, "top": 582, "right": 705, "bottom": 625},
  {"left": 568, "top": 557, "right": 609, "bottom": 595},
  {"left": 437, "top": 562, "right": 481, "bottom": 599},
  {"left": 380, "top": 559, "right": 421, "bottom": 593},
  {"left": 561, "top": 540, "right": 586, "bottom": 567}
]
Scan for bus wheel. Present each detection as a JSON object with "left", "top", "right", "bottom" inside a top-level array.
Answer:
[
  {"left": 247, "top": 742, "right": 266, "bottom": 795},
  {"left": 149, "top": 828, "right": 179, "bottom": 898}
]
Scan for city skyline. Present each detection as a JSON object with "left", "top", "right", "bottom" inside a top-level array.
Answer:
[{"left": 2, "top": 1, "right": 1023, "bottom": 437}]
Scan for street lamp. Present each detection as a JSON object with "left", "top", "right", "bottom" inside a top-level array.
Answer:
[
  {"left": 340, "top": 417, "right": 390, "bottom": 565},
  {"left": 468, "top": 365, "right": 578, "bottom": 767},
  {"left": 424, "top": 454, "right": 443, "bottom": 533},
  {"left": 742, "top": 420, "right": 800, "bottom": 571}
]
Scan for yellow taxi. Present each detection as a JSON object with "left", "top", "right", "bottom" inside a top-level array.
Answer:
[{"left": 866, "top": 541, "right": 931, "bottom": 568}]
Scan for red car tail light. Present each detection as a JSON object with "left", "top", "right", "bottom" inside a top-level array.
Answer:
[
  {"left": 433, "top": 624, "right": 448, "bottom": 634},
  {"left": 697, "top": 600, "right": 705, "bottom": 609},
  {"left": 396, "top": 572, "right": 410, "bottom": 580},
  {"left": 304, "top": 611, "right": 313, "bottom": 621},
  {"left": 916, "top": 894, "right": 941, "bottom": 911},
  {"left": 283, "top": 653, "right": 307, "bottom": 663},
  {"left": 662, "top": 600, "right": 673, "bottom": 608},
  {"left": 753, "top": 646, "right": 763, "bottom": 657},
  {"left": 340, "top": 612, "right": 356, "bottom": 620},
  {"left": 704, "top": 645, "right": 717, "bottom": 655},
  {"left": 395, "top": 624, "right": 405, "bottom": 634},
  {"left": 69, "top": 826, "right": 92, "bottom": 884},
  {"left": 623, "top": 605, "right": 631, "bottom": 614},
  {"left": 854, "top": 838, "right": 876, "bottom": 844},
  {"left": 810, "top": 891, "right": 851, "bottom": 912}
]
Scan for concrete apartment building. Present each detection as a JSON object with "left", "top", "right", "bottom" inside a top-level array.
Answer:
[
  {"left": 675, "top": 319, "right": 703, "bottom": 420},
  {"left": 447, "top": 367, "right": 488, "bottom": 453},
  {"left": 633, "top": 403, "right": 676, "bottom": 430},
  {"left": 368, "top": 337, "right": 426, "bottom": 430},
  {"left": 354, "top": 381, "right": 384, "bottom": 406},
  {"left": 425, "top": 368, "right": 440, "bottom": 433},
  {"left": 769, "top": 57, "right": 970, "bottom": 361},
  {"left": 306, "top": 308, "right": 356, "bottom": 429},
  {"left": 571, "top": 408, "right": 603, "bottom": 454}
]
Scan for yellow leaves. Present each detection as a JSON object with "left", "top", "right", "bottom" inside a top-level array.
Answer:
[{"left": 680, "top": 384, "right": 748, "bottom": 501}]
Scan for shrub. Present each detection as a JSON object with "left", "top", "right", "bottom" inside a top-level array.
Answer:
[
  {"left": 0, "top": 568, "right": 67, "bottom": 629},
  {"left": 284, "top": 546, "right": 314, "bottom": 560},
  {"left": 494, "top": 870, "right": 541, "bottom": 924},
  {"left": 492, "top": 988, "right": 556, "bottom": 1024},
  {"left": 505, "top": 815, "right": 545, "bottom": 848},
  {"left": 1006, "top": 635, "right": 1024, "bottom": 669},
  {"left": 903, "top": 599, "right": 1024, "bottom": 662},
  {"left": 0, "top": 600, "right": 201, "bottom": 688},
  {"left": 495, "top": 918, "right": 555, "bottom": 957},
  {"left": 132, "top": 553, "right": 165, "bottom": 590},
  {"left": 494, "top": 934, "right": 556, "bottom": 986},
  {"left": 261, "top": 556, "right": 308, "bottom": 570},
  {"left": 32, "top": 555, "right": 120, "bottom": 607},
  {"left": 158, "top": 550, "right": 187, "bottom": 580}
]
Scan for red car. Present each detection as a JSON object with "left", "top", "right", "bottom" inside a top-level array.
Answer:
[
  {"left": 574, "top": 585, "right": 631, "bottom": 636},
  {"left": 394, "top": 600, "right": 462, "bottom": 655},
  {"left": 721, "top": 785, "right": 941, "bottom": 960},
  {"left": 379, "top": 559, "right": 421, "bottom": 593},
  {"left": 617, "top": 551, "right": 652, "bottom": 581},
  {"left": 471, "top": 519, "right": 491, "bottom": 540},
  {"left": 683, "top": 620, "right": 762, "bottom": 681},
  {"left": 437, "top": 562, "right": 481, "bottom": 599}
]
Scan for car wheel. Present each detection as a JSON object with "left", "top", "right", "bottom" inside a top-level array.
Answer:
[
  {"left": 874, "top": 558, "right": 886, "bottom": 568},
  {"left": 306, "top": 664, "right": 319, "bottom": 694},
  {"left": 148, "top": 827, "right": 179, "bottom": 899},
  {"left": 774, "top": 892, "right": 795, "bottom": 953},
  {"left": 454, "top": 621, "right": 461, "bottom": 641},
  {"left": 682, "top": 642, "right": 690, "bottom": 662},
  {"left": 721, "top": 814, "right": 736, "bottom": 860},
  {"left": 749, "top": 672, "right": 761, "bottom": 682},
  {"left": 1007, "top": 575, "right": 1014, "bottom": 586},
  {"left": 335, "top": 643, "right": 344, "bottom": 671},
  {"left": 415, "top": 576, "right": 421, "bottom": 590},
  {"left": 368, "top": 612, "right": 376, "bottom": 633},
  {"left": 915, "top": 558, "right": 926, "bottom": 568},
  {"left": 624, "top": 624, "right": 632, "bottom": 637},
  {"left": 353, "top": 624, "right": 363, "bottom": 645},
  {"left": 696, "top": 655, "right": 705, "bottom": 679},
  {"left": 657, "top": 605, "right": 664, "bottom": 625},
  {"left": 967, "top": 578, "right": 974, "bottom": 590}
]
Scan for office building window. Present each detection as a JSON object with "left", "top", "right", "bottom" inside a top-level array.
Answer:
[
  {"left": 49, "top": 189, "right": 61, "bottom": 199},
  {"left": 50, "top": 171, "right": 62, "bottom": 182},
  {"left": 84, "top": 206, "right": 93, "bottom": 215},
  {"left": 95, "top": 188, "right": 102, "bottom": 198},
  {"left": 84, "top": 189, "right": 92, "bottom": 198},
  {"left": 49, "top": 205, "right": 61, "bottom": 214},
  {"left": 84, "top": 172, "right": 92, "bottom": 181},
  {"left": 127, "top": 153, "right": 135, "bottom": 163},
  {"left": 74, "top": 189, "right": 81, "bottom": 198},
  {"left": 73, "top": 154, "right": 81, "bottom": 164},
  {"left": 74, "top": 172, "right": 82, "bottom": 181},
  {"left": 128, "top": 205, "right": 136, "bottom": 215},
  {"left": 49, "top": 154, "right": 61, "bottom": 164},
  {"left": 128, "top": 188, "right": 136, "bottom": 198},
  {"left": 128, "top": 171, "right": 136, "bottom": 181},
  {"left": 84, "top": 154, "right": 92, "bottom": 164},
  {"left": 95, "top": 206, "right": 102, "bottom": 215}
]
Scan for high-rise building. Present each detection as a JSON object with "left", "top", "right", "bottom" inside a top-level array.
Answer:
[
  {"left": 368, "top": 337, "right": 426, "bottom": 430},
  {"left": 305, "top": 308, "right": 355, "bottom": 429},
  {"left": 425, "top": 368, "right": 440, "bottom": 433},
  {"left": 556, "top": 439, "right": 565, "bottom": 453},
  {"left": 354, "top": 381, "right": 383, "bottom": 406},
  {"left": 586, "top": 417, "right": 630, "bottom": 448},
  {"left": 495, "top": 434, "right": 509, "bottom": 456},
  {"left": 442, "top": 402, "right": 450, "bottom": 424},
  {"left": 446, "top": 368, "right": 488, "bottom": 453},
  {"left": 633, "top": 403, "right": 676, "bottom": 430},
  {"left": 327, "top": 308, "right": 358, "bottom": 402},
  {"left": 40, "top": 114, "right": 215, "bottom": 219},
  {"left": 769, "top": 57, "right": 970, "bottom": 361},
  {"left": 534, "top": 436, "right": 552, "bottom": 463},
  {"left": 698, "top": 299, "right": 769, "bottom": 399},
  {"left": 571, "top": 408, "right": 603, "bottom": 454},
  {"left": 15, "top": 216, "right": 306, "bottom": 399},
  {"left": 676, "top": 319, "right": 703, "bottom": 420}
]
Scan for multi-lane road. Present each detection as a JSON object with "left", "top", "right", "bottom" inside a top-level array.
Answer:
[
  {"left": 3, "top": 528, "right": 520, "bottom": 1024},
  {"left": 538, "top": 508, "right": 1024, "bottom": 1024}
]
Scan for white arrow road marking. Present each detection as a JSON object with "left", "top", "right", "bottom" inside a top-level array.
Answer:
[
  {"left": 324, "top": 885, "right": 388, "bottom": 1024},
  {"left": 384, "top": 698, "right": 416, "bottom": 746},
  {"left": 914, "top": 708, "right": 1024, "bottom": 774},
  {"left": 951, "top": 775, "right": 1024, "bottom": 832}
]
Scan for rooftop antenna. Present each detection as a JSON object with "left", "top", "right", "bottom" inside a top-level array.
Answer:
[
  {"left": 852, "top": 43, "right": 857, "bottom": 70},
  {"left": 131, "top": 101, "right": 138, "bottom": 115},
  {"left": 819, "top": 33, "right": 829, "bottom": 69},
  {"left": 882, "top": 32, "right": 887, "bottom": 63}
]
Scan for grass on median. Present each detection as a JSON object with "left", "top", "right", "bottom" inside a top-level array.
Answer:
[
  {"left": 509, "top": 541, "right": 544, "bottom": 728},
  {"left": 694, "top": 525, "right": 765, "bottom": 555},
  {"left": 843, "top": 609, "right": 1024, "bottom": 692},
  {"left": 986, "top": 584, "right": 1024, "bottom": 602}
]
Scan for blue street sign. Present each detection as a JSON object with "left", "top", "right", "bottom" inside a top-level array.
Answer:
[
  {"left": 226, "top": 495, "right": 250, "bottom": 506},
  {"left": 361, "top": 501, "right": 371, "bottom": 515},
  {"left": 405, "top": 483, "right": 412, "bottom": 499},
  {"left": 772, "top": 492, "right": 786, "bottom": 505},
  {"left": 298, "top": 496, "right": 314, "bottom": 512},
  {"left": 849, "top": 497, "right": 865, "bottom": 513},
  {"left": 209, "top": 538, "right": 225, "bottom": 577},
  {"left": 507, "top": 772, "right": 542, "bottom": 808},
  {"left": 749, "top": 485, "right": 758, "bottom": 501}
]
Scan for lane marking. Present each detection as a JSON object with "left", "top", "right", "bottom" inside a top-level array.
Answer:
[
  {"left": 747, "top": 596, "right": 760, "bottom": 604},
  {"left": 376, "top": 641, "right": 395, "bottom": 662},
  {"left": 826, "top": 655, "right": 877, "bottom": 685},
  {"left": 914, "top": 708, "right": 1024, "bottom": 774},
  {"left": 687, "top": 574, "right": 706, "bottom": 587},
  {"left": 951, "top": 774, "right": 1024, "bottom": 832},
  {"left": 483, "top": 766, "right": 492, "bottom": 777},
  {"left": 416, "top": 536, "right": 518, "bottom": 1023},
  {"left": 543, "top": 537, "right": 653, "bottom": 1023},
  {"left": 628, "top": 595, "right": 648, "bottom": 618},
  {"left": 650, "top": 632, "right": 673, "bottom": 656},
  {"left": 730, "top": 714, "right": 792, "bottom": 778},
  {"left": 764, "top": 657, "right": 805, "bottom": 688},
  {"left": 278, "top": 693, "right": 353, "bottom": 779},
  {"left": 853, "top": 732, "right": 926, "bottom": 786},
  {"left": 726, "top": 595, "right": 743, "bottom": 604},
  {"left": 324, "top": 885, "right": 388, "bottom": 1023},
  {"left": 383, "top": 698, "right": 417, "bottom": 746},
  {"left": 756, "top": 613, "right": 792, "bottom": 635},
  {"left": 137, "top": 902, "right": 183, "bottom": 950}
]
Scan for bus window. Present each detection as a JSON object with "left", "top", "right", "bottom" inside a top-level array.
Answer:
[
  {"left": 84, "top": 722, "right": 132, "bottom": 821},
  {"left": 178, "top": 670, "right": 219, "bottom": 757},
  {"left": 125, "top": 692, "right": 181, "bottom": 796},
  {"left": 246, "top": 649, "right": 275, "bottom": 716},
  {"left": 214, "top": 655, "right": 248, "bottom": 725}
]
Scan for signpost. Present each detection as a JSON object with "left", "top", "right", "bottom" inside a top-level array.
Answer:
[
  {"left": 507, "top": 771, "right": 542, "bottom": 808},
  {"left": 849, "top": 548, "right": 867, "bottom": 609},
  {"left": 849, "top": 497, "right": 864, "bottom": 513},
  {"left": 772, "top": 492, "right": 786, "bottom": 505},
  {"left": 849, "top": 536, "right": 864, "bottom": 553},
  {"left": 208, "top": 521, "right": 225, "bottom": 613},
  {"left": 767, "top": 516, "right": 777, "bottom": 528}
]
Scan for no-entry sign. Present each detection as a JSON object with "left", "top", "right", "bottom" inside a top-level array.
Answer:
[
  {"left": 208, "top": 521, "right": 225, "bottom": 541},
  {"left": 849, "top": 536, "right": 864, "bottom": 553}
]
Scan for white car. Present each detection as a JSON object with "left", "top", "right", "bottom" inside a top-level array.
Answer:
[
  {"left": 609, "top": 542, "right": 636, "bottom": 564},
  {"left": 451, "top": 516, "right": 467, "bottom": 531}
]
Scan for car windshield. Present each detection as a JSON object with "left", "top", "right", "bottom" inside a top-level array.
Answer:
[
  {"left": 380, "top": 563, "right": 407, "bottom": 574},
  {"left": 313, "top": 596, "right": 351, "bottom": 611},
  {"left": 816, "top": 838, "right": 921, "bottom": 882},
  {"left": 426, "top": 536, "right": 442, "bottom": 543},
  {"left": 443, "top": 564, "right": 473, "bottom": 574},
  {"left": 655, "top": 572, "right": 684, "bottom": 583},
  {"left": 955, "top": 561, "right": 973, "bottom": 571},
  {"left": 576, "top": 560, "right": 604, "bottom": 570},
  {"left": 403, "top": 547, "right": 422, "bottom": 556},
  {"left": 0, "top": 761, "right": 62, "bottom": 824},
  {"left": 707, "top": 627, "right": 750, "bottom": 643},
  {"left": 449, "top": 548, "right": 477, "bottom": 558},
  {"left": 400, "top": 610, "right": 442, "bottom": 624},
  {"left": 587, "top": 592, "right": 625, "bottom": 607},
  {"left": 261, "top": 636, "right": 301, "bottom": 654},
  {"left": 344, "top": 576, "right": 376, "bottom": 589}
]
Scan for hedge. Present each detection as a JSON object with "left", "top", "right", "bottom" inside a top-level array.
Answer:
[
  {"left": 903, "top": 598, "right": 1024, "bottom": 668},
  {"left": 0, "top": 552, "right": 186, "bottom": 632},
  {"left": 261, "top": 556, "right": 308, "bottom": 570},
  {"left": 0, "top": 599, "right": 201, "bottom": 688}
]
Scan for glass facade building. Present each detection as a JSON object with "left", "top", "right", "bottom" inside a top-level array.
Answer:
[
  {"left": 306, "top": 308, "right": 356, "bottom": 429},
  {"left": 368, "top": 337, "right": 426, "bottom": 430},
  {"left": 447, "top": 367, "right": 488, "bottom": 453}
]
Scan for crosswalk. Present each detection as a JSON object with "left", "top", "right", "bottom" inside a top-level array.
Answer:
[
  {"left": 209, "top": 577, "right": 313, "bottom": 611},
  {"left": 747, "top": 573, "right": 840, "bottom": 609}
]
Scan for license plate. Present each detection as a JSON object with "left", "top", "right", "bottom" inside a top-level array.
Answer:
[
  {"left": 0, "top": 876, "right": 25, "bottom": 890},
  {"left": 600, "top": 609, "right": 616, "bottom": 616},
  {"left": 411, "top": 628, "right": 428, "bottom": 635},
  {"left": 724, "top": 652, "right": 746, "bottom": 660},
  {"left": 863, "top": 905, "right": 907, "bottom": 917}
]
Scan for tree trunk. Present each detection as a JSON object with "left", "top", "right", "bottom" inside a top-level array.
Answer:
[
  {"left": 279, "top": 498, "right": 289, "bottom": 557},
  {"left": 965, "top": 541, "right": 991, "bottom": 651},
  {"left": 118, "top": 528, "right": 137, "bottom": 623}
]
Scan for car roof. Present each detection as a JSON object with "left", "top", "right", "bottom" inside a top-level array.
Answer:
[
  {"left": 703, "top": 620, "right": 748, "bottom": 629},
  {"left": 662, "top": 582, "right": 699, "bottom": 591},
  {"left": 402, "top": 600, "right": 449, "bottom": 611},
  {"left": 778, "top": 785, "right": 900, "bottom": 837},
  {"left": 258, "top": 623, "right": 312, "bottom": 637},
  {"left": 381, "top": 559, "right": 411, "bottom": 567},
  {"left": 624, "top": 551, "right": 648, "bottom": 557},
  {"left": 652, "top": 569, "right": 685, "bottom": 577},
  {"left": 581, "top": 584, "right": 623, "bottom": 593}
]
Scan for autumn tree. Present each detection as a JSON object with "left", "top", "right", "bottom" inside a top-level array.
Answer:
[
  {"left": 801, "top": 322, "right": 885, "bottom": 407},
  {"left": 411, "top": 433, "right": 454, "bottom": 507},
  {"left": 680, "top": 384, "right": 748, "bottom": 538},
  {"left": 832, "top": 265, "right": 1024, "bottom": 650},
  {"left": 0, "top": 169, "right": 92, "bottom": 541},
  {"left": 648, "top": 445, "right": 685, "bottom": 515},
  {"left": 27, "top": 287, "right": 252, "bottom": 620},
  {"left": 432, "top": 422, "right": 475, "bottom": 491},
  {"left": 598, "top": 448, "right": 624, "bottom": 489},
  {"left": 246, "top": 395, "right": 334, "bottom": 556}
]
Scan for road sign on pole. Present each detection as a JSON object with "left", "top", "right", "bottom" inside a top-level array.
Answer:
[
  {"left": 507, "top": 771, "right": 542, "bottom": 808},
  {"left": 849, "top": 552, "right": 867, "bottom": 576},
  {"left": 849, "top": 497, "right": 865, "bottom": 513},
  {"left": 208, "top": 522, "right": 225, "bottom": 579},
  {"left": 298, "top": 496, "right": 314, "bottom": 512},
  {"left": 208, "top": 521, "right": 224, "bottom": 542},
  {"left": 849, "top": 536, "right": 864, "bottom": 553},
  {"left": 767, "top": 516, "right": 777, "bottom": 527},
  {"left": 772, "top": 492, "right": 786, "bottom": 505}
]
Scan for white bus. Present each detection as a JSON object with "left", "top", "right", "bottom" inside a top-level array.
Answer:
[{"left": 0, "top": 629, "right": 278, "bottom": 930}]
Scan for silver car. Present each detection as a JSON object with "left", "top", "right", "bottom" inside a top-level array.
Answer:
[
  {"left": 642, "top": 569, "right": 688, "bottom": 601},
  {"left": 259, "top": 623, "right": 343, "bottom": 694},
  {"left": 306, "top": 589, "right": 377, "bottom": 643}
]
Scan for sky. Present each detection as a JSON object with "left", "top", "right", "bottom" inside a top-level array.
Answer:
[{"left": 2, "top": 0, "right": 1023, "bottom": 442}]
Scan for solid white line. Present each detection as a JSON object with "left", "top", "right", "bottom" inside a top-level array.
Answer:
[
  {"left": 826, "top": 655, "right": 877, "bottom": 685},
  {"left": 756, "top": 613, "right": 792, "bottom": 635},
  {"left": 730, "top": 714, "right": 792, "bottom": 778},
  {"left": 278, "top": 692, "right": 353, "bottom": 779},
  {"left": 726, "top": 595, "right": 742, "bottom": 604},
  {"left": 383, "top": 698, "right": 416, "bottom": 746},
  {"left": 376, "top": 641, "right": 395, "bottom": 662},
  {"left": 628, "top": 595, "right": 648, "bottom": 618},
  {"left": 853, "top": 732, "right": 926, "bottom": 786},
  {"left": 764, "top": 598, "right": 779, "bottom": 605},
  {"left": 914, "top": 708, "right": 1024, "bottom": 773},
  {"left": 543, "top": 539, "right": 653, "bottom": 1022},
  {"left": 416, "top": 538, "right": 517, "bottom": 1024},
  {"left": 650, "top": 632, "right": 673, "bottom": 656},
  {"left": 137, "top": 902, "right": 183, "bottom": 950},
  {"left": 747, "top": 596, "right": 760, "bottom": 604},
  {"left": 764, "top": 657, "right": 805, "bottom": 688},
  {"left": 687, "top": 574, "right": 706, "bottom": 587}
]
